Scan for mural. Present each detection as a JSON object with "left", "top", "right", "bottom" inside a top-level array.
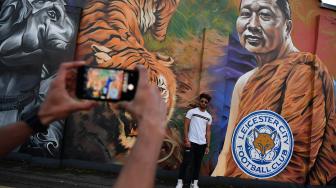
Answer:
[
  {"left": 209, "top": 0, "right": 336, "bottom": 185},
  {"left": 63, "top": 0, "right": 182, "bottom": 168},
  {"left": 2, "top": 0, "right": 335, "bottom": 186},
  {"left": 0, "top": 0, "right": 81, "bottom": 157},
  {"left": 315, "top": 15, "right": 336, "bottom": 75},
  {"left": 63, "top": 0, "right": 336, "bottom": 185}
]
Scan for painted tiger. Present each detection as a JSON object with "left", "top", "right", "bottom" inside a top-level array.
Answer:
[
  {"left": 77, "top": 0, "right": 180, "bottom": 118},
  {"left": 73, "top": 0, "right": 182, "bottom": 167}
]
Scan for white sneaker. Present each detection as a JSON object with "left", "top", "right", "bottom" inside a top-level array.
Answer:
[
  {"left": 192, "top": 180, "right": 199, "bottom": 188},
  {"left": 176, "top": 179, "right": 183, "bottom": 188}
]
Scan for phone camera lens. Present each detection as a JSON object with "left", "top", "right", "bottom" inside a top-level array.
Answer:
[{"left": 128, "top": 84, "right": 134, "bottom": 91}]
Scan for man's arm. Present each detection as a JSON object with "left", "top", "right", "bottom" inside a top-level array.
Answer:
[
  {"left": 205, "top": 123, "right": 211, "bottom": 154},
  {"left": 113, "top": 66, "right": 167, "bottom": 188},
  {"left": 0, "top": 61, "right": 96, "bottom": 156},
  {"left": 184, "top": 117, "right": 191, "bottom": 147},
  {"left": 113, "top": 119, "right": 165, "bottom": 188},
  {"left": 0, "top": 122, "right": 33, "bottom": 156}
]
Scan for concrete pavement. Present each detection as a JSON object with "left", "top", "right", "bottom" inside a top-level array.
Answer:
[{"left": 0, "top": 160, "right": 173, "bottom": 188}]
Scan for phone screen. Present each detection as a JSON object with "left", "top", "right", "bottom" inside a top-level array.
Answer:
[{"left": 82, "top": 67, "right": 131, "bottom": 100}]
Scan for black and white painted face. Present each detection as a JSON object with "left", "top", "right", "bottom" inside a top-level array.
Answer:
[
  {"left": 0, "top": 0, "right": 75, "bottom": 58},
  {"left": 25, "top": 0, "right": 75, "bottom": 51},
  {"left": 236, "top": 0, "right": 289, "bottom": 55}
]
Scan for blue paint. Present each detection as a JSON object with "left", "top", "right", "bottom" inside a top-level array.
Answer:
[{"left": 209, "top": 29, "right": 257, "bottom": 168}]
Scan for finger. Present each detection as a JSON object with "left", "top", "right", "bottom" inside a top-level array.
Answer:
[
  {"left": 68, "top": 88, "right": 77, "bottom": 98},
  {"left": 66, "top": 69, "right": 77, "bottom": 80},
  {"left": 55, "top": 61, "right": 86, "bottom": 88},
  {"left": 66, "top": 72, "right": 78, "bottom": 94},
  {"left": 53, "top": 65, "right": 68, "bottom": 88},
  {"left": 60, "top": 61, "right": 86, "bottom": 70},
  {"left": 135, "top": 65, "right": 148, "bottom": 88},
  {"left": 58, "top": 61, "right": 85, "bottom": 78}
]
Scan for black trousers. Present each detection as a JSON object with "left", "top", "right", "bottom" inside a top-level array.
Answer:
[{"left": 178, "top": 142, "right": 206, "bottom": 183}]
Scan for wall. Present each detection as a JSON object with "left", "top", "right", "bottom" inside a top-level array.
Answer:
[
  {"left": 0, "top": 0, "right": 81, "bottom": 158},
  {"left": 0, "top": 0, "right": 336, "bottom": 186}
]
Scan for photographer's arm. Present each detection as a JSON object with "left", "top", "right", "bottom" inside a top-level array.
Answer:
[
  {"left": 0, "top": 62, "right": 96, "bottom": 156},
  {"left": 113, "top": 66, "right": 167, "bottom": 188},
  {"left": 113, "top": 118, "right": 165, "bottom": 188},
  {"left": 0, "top": 122, "right": 33, "bottom": 156}
]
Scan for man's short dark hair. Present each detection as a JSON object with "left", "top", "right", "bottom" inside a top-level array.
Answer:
[
  {"left": 199, "top": 93, "right": 211, "bottom": 102},
  {"left": 276, "top": 0, "right": 291, "bottom": 20},
  {"left": 239, "top": 0, "right": 292, "bottom": 20}
]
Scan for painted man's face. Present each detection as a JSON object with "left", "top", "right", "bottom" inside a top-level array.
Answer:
[{"left": 236, "top": 0, "right": 289, "bottom": 54}]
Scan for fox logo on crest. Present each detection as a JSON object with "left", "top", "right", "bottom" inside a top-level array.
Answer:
[{"left": 249, "top": 128, "right": 278, "bottom": 162}]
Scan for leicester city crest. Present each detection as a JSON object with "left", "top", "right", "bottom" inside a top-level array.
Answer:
[{"left": 231, "top": 110, "right": 294, "bottom": 179}]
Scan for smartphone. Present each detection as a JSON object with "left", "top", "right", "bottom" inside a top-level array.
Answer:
[{"left": 76, "top": 65, "right": 138, "bottom": 101}]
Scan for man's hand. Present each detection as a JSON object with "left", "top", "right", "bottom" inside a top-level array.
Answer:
[
  {"left": 184, "top": 138, "right": 191, "bottom": 148},
  {"left": 118, "top": 65, "right": 167, "bottom": 137},
  {"left": 205, "top": 146, "right": 210, "bottom": 155},
  {"left": 38, "top": 61, "right": 97, "bottom": 125}
]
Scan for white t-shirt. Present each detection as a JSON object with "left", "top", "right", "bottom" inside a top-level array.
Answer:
[{"left": 186, "top": 107, "right": 212, "bottom": 145}]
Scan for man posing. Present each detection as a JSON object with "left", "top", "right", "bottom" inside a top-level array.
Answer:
[{"left": 176, "top": 93, "right": 212, "bottom": 188}]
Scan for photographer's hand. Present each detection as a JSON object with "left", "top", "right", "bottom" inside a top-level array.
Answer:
[
  {"left": 38, "top": 61, "right": 97, "bottom": 125},
  {"left": 118, "top": 65, "right": 167, "bottom": 137}
]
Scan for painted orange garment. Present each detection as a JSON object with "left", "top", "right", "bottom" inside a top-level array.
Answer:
[{"left": 223, "top": 52, "right": 336, "bottom": 185}]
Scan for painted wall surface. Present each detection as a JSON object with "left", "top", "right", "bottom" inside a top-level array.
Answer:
[
  {"left": 63, "top": 0, "right": 183, "bottom": 168},
  {"left": 62, "top": 0, "right": 336, "bottom": 185},
  {"left": 205, "top": 1, "right": 336, "bottom": 185},
  {"left": 0, "top": 0, "right": 81, "bottom": 157},
  {"left": 1, "top": 0, "right": 336, "bottom": 186}
]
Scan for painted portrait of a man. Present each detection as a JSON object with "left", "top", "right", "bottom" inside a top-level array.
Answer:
[{"left": 212, "top": 0, "right": 336, "bottom": 185}]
